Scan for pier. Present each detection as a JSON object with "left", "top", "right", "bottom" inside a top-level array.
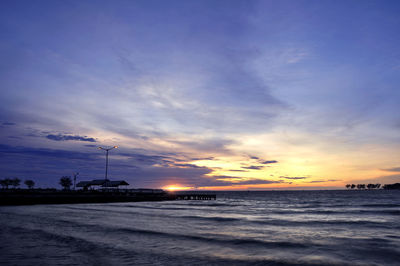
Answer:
[{"left": 175, "top": 194, "right": 216, "bottom": 200}]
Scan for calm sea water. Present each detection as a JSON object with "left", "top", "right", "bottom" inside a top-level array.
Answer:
[{"left": 0, "top": 190, "right": 399, "bottom": 265}]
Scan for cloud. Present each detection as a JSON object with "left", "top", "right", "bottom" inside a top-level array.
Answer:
[
  {"left": 46, "top": 134, "right": 96, "bottom": 142},
  {"left": 381, "top": 167, "right": 400, "bottom": 172},
  {"left": 173, "top": 163, "right": 206, "bottom": 169},
  {"left": 196, "top": 175, "right": 282, "bottom": 187},
  {"left": 0, "top": 143, "right": 215, "bottom": 188},
  {"left": 233, "top": 179, "right": 282, "bottom": 185},
  {"left": 348, "top": 174, "right": 400, "bottom": 185},
  {"left": 260, "top": 160, "right": 278, "bottom": 164},
  {"left": 190, "top": 157, "right": 214, "bottom": 161},
  {"left": 168, "top": 138, "right": 236, "bottom": 154},
  {"left": 0, "top": 144, "right": 99, "bottom": 161},
  {"left": 2, "top": 122, "right": 15, "bottom": 126},
  {"left": 241, "top": 165, "right": 264, "bottom": 170},
  {"left": 280, "top": 176, "right": 308, "bottom": 180},
  {"left": 117, "top": 151, "right": 176, "bottom": 166}
]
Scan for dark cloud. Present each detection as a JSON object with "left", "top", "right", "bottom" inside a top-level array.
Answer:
[
  {"left": 381, "top": 167, "right": 400, "bottom": 172},
  {"left": 84, "top": 144, "right": 98, "bottom": 148},
  {"left": 229, "top": 169, "right": 247, "bottom": 172},
  {"left": 208, "top": 175, "right": 239, "bottom": 180},
  {"left": 190, "top": 157, "right": 214, "bottom": 161},
  {"left": 46, "top": 134, "right": 96, "bottom": 142},
  {"left": 280, "top": 176, "right": 308, "bottom": 180},
  {"left": 234, "top": 179, "right": 282, "bottom": 185},
  {"left": 206, "top": 175, "right": 282, "bottom": 186},
  {"left": 0, "top": 143, "right": 214, "bottom": 188},
  {"left": 2, "top": 122, "right": 15, "bottom": 126},
  {"left": 118, "top": 152, "right": 172, "bottom": 166},
  {"left": 261, "top": 160, "right": 278, "bottom": 164},
  {"left": 164, "top": 174, "right": 282, "bottom": 187},
  {"left": 0, "top": 144, "right": 99, "bottom": 161},
  {"left": 173, "top": 163, "right": 205, "bottom": 169},
  {"left": 250, "top": 156, "right": 259, "bottom": 159},
  {"left": 241, "top": 165, "right": 263, "bottom": 170},
  {"left": 307, "top": 180, "right": 325, "bottom": 183}
]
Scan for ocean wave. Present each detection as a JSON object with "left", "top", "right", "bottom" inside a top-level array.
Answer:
[
  {"left": 179, "top": 215, "right": 241, "bottom": 222},
  {"left": 251, "top": 219, "right": 394, "bottom": 228},
  {"left": 114, "top": 227, "right": 310, "bottom": 249},
  {"left": 361, "top": 204, "right": 400, "bottom": 208}
]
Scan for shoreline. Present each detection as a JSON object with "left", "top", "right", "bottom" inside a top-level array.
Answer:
[{"left": 0, "top": 189, "right": 216, "bottom": 206}]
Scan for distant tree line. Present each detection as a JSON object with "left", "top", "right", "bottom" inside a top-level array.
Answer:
[
  {"left": 0, "top": 178, "right": 35, "bottom": 189},
  {"left": 345, "top": 183, "right": 381, "bottom": 189},
  {"left": 382, "top": 183, "right": 400, "bottom": 190},
  {"left": 0, "top": 176, "right": 75, "bottom": 191}
]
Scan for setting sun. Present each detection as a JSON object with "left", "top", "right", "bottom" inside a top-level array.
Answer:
[{"left": 163, "top": 185, "right": 193, "bottom": 191}]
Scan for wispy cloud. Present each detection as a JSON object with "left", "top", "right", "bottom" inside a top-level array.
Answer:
[
  {"left": 241, "top": 165, "right": 264, "bottom": 170},
  {"left": 46, "top": 134, "right": 96, "bottom": 142},
  {"left": 381, "top": 167, "right": 400, "bottom": 172},
  {"left": 280, "top": 176, "right": 308, "bottom": 180},
  {"left": 260, "top": 160, "right": 278, "bottom": 164},
  {"left": 173, "top": 163, "right": 206, "bottom": 169},
  {"left": 2, "top": 122, "right": 15, "bottom": 126}
]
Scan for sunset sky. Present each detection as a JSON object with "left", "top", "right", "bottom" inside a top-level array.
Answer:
[{"left": 1, "top": 0, "right": 400, "bottom": 190}]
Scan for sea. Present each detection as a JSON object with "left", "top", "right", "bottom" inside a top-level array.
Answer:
[{"left": 0, "top": 190, "right": 399, "bottom": 266}]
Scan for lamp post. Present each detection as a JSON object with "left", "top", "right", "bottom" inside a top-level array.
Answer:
[
  {"left": 73, "top": 172, "right": 79, "bottom": 190},
  {"left": 98, "top": 146, "right": 118, "bottom": 181}
]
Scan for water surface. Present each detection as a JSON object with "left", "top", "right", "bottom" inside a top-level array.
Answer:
[{"left": 1, "top": 190, "right": 399, "bottom": 265}]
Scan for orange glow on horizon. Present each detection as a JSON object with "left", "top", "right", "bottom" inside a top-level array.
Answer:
[{"left": 163, "top": 185, "right": 193, "bottom": 191}]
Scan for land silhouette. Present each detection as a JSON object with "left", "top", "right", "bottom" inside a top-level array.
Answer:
[{"left": 0, "top": 176, "right": 216, "bottom": 205}]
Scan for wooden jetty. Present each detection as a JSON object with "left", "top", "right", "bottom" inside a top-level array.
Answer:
[{"left": 175, "top": 194, "right": 216, "bottom": 200}]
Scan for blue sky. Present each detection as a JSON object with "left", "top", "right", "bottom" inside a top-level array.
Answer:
[{"left": 1, "top": 0, "right": 399, "bottom": 189}]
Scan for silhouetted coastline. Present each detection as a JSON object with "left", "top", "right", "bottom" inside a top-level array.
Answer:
[
  {"left": 0, "top": 189, "right": 216, "bottom": 206},
  {"left": 383, "top": 183, "right": 400, "bottom": 190}
]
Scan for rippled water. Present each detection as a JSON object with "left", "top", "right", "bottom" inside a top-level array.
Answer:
[{"left": 0, "top": 190, "right": 399, "bottom": 265}]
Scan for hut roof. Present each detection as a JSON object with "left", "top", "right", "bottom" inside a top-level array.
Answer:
[
  {"left": 102, "top": 180, "right": 129, "bottom": 187},
  {"left": 90, "top": 179, "right": 109, "bottom": 185},
  {"left": 76, "top": 181, "right": 92, "bottom": 187}
]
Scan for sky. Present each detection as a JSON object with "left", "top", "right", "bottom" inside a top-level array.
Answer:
[{"left": 1, "top": 0, "right": 400, "bottom": 190}]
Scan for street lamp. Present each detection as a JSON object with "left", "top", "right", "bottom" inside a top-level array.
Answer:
[
  {"left": 98, "top": 146, "right": 118, "bottom": 181},
  {"left": 73, "top": 172, "right": 79, "bottom": 190}
]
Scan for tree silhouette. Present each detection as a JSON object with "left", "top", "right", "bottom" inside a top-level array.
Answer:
[
  {"left": 11, "top": 178, "right": 21, "bottom": 189},
  {"left": 0, "top": 179, "right": 6, "bottom": 189},
  {"left": 24, "top": 180, "right": 35, "bottom": 189},
  {"left": 346, "top": 184, "right": 351, "bottom": 189},
  {"left": 0, "top": 178, "right": 13, "bottom": 189},
  {"left": 351, "top": 184, "right": 356, "bottom": 189},
  {"left": 357, "top": 184, "right": 366, "bottom": 189},
  {"left": 59, "top": 176, "right": 72, "bottom": 190}
]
